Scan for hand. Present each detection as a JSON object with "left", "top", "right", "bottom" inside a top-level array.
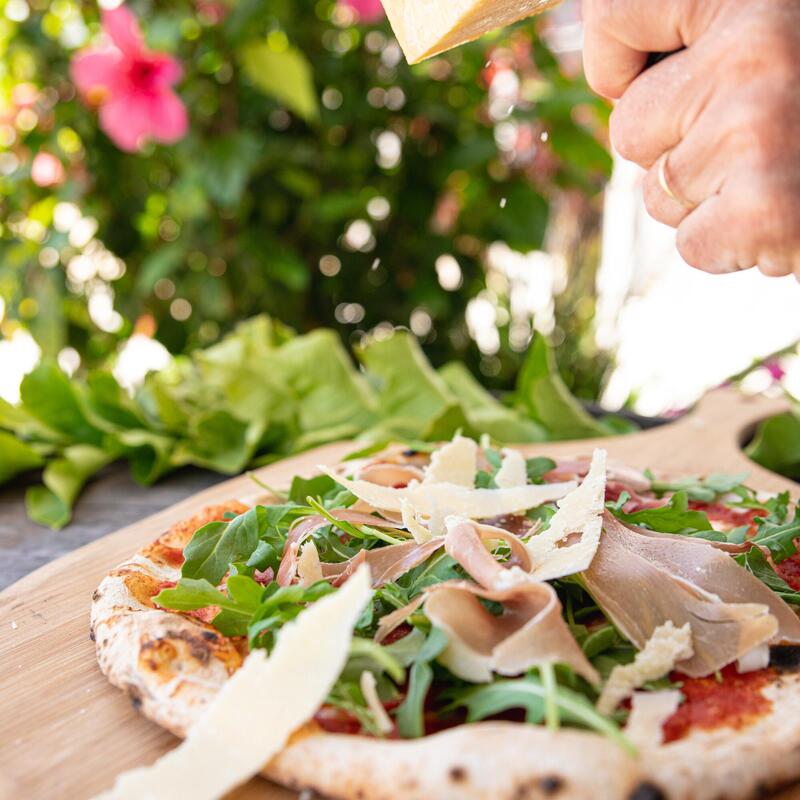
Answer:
[{"left": 581, "top": 0, "right": 800, "bottom": 279}]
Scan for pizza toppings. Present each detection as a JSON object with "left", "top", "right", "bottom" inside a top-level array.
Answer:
[
  {"left": 122, "top": 436, "right": 800, "bottom": 771},
  {"left": 97, "top": 564, "right": 372, "bottom": 800},
  {"left": 425, "top": 580, "right": 599, "bottom": 685},
  {"left": 422, "top": 435, "right": 477, "bottom": 487},
  {"left": 623, "top": 690, "right": 683, "bottom": 749},
  {"left": 320, "top": 465, "right": 577, "bottom": 519},
  {"left": 584, "top": 514, "right": 779, "bottom": 678},
  {"left": 526, "top": 448, "right": 607, "bottom": 581},
  {"left": 597, "top": 622, "right": 694, "bottom": 715},
  {"left": 662, "top": 665, "right": 775, "bottom": 743}
]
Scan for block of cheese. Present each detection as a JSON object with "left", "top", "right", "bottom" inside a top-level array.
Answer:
[{"left": 381, "top": 0, "right": 561, "bottom": 64}]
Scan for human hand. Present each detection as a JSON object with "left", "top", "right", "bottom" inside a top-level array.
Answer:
[{"left": 581, "top": 0, "right": 800, "bottom": 279}]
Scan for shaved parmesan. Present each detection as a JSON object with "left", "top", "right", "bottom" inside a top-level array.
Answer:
[
  {"left": 381, "top": 0, "right": 559, "bottom": 64},
  {"left": 423, "top": 435, "right": 477, "bottom": 487},
  {"left": 95, "top": 565, "right": 373, "bottom": 800},
  {"left": 297, "top": 540, "right": 323, "bottom": 586},
  {"left": 624, "top": 690, "right": 683, "bottom": 750},
  {"left": 401, "top": 498, "right": 433, "bottom": 544},
  {"left": 359, "top": 670, "right": 394, "bottom": 735},
  {"left": 494, "top": 448, "right": 527, "bottom": 489},
  {"left": 526, "top": 448, "right": 607, "bottom": 581},
  {"left": 597, "top": 621, "right": 693, "bottom": 715},
  {"left": 321, "top": 467, "right": 576, "bottom": 520}
]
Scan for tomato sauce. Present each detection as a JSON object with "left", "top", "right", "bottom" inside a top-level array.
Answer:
[
  {"left": 776, "top": 554, "right": 800, "bottom": 591},
  {"left": 662, "top": 665, "right": 774, "bottom": 743}
]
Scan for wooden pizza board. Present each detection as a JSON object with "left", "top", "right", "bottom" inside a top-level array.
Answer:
[{"left": 1, "top": 388, "right": 799, "bottom": 800}]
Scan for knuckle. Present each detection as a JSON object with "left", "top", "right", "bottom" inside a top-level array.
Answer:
[
  {"left": 676, "top": 224, "right": 705, "bottom": 269},
  {"left": 757, "top": 257, "right": 791, "bottom": 278},
  {"left": 608, "top": 106, "right": 638, "bottom": 162},
  {"left": 582, "top": 0, "right": 619, "bottom": 28}
]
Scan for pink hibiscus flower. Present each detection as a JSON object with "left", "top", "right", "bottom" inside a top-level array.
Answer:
[
  {"left": 339, "top": 0, "right": 385, "bottom": 23},
  {"left": 70, "top": 5, "right": 187, "bottom": 152}
]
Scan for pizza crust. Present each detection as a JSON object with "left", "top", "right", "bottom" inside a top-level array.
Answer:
[{"left": 92, "top": 503, "right": 800, "bottom": 800}]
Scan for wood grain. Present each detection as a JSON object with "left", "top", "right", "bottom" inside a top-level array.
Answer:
[{"left": 0, "top": 389, "right": 798, "bottom": 800}]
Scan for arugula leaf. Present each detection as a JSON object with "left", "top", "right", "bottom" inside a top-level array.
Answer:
[
  {"left": 736, "top": 548, "right": 800, "bottom": 606},
  {"left": 0, "top": 431, "right": 45, "bottom": 483},
  {"left": 288, "top": 473, "right": 337, "bottom": 504},
  {"left": 611, "top": 491, "right": 714, "bottom": 535},
  {"left": 514, "top": 336, "right": 608, "bottom": 440},
  {"left": 394, "top": 628, "right": 448, "bottom": 738},
  {"left": 648, "top": 471, "right": 749, "bottom": 503},
  {"left": 746, "top": 411, "right": 800, "bottom": 481},
  {"left": 25, "top": 444, "right": 114, "bottom": 529},
  {"left": 750, "top": 507, "right": 800, "bottom": 563},
  {"left": 154, "top": 574, "right": 265, "bottom": 636},
  {"left": 19, "top": 362, "right": 104, "bottom": 446},
  {"left": 182, "top": 506, "right": 268, "bottom": 584},
  {"left": 450, "top": 675, "right": 635, "bottom": 754},
  {"left": 526, "top": 456, "right": 557, "bottom": 484},
  {"left": 248, "top": 580, "right": 337, "bottom": 650}
]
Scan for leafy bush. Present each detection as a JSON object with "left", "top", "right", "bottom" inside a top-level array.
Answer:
[
  {"left": 1, "top": 315, "right": 623, "bottom": 528},
  {"left": 1, "top": 0, "right": 611, "bottom": 387}
]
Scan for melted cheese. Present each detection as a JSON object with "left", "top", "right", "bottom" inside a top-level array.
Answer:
[
  {"left": 597, "top": 621, "right": 693, "bottom": 715},
  {"left": 423, "top": 435, "right": 477, "bottom": 487},
  {"left": 95, "top": 565, "right": 373, "bottom": 800},
  {"left": 624, "top": 690, "right": 683, "bottom": 750},
  {"left": 381, "top": 0, "right": 559, "bottom": 64},
  {"left": 322, "top": 467, "right": 575, "bottom": 520},
  {"left": 526, "top": 448, "right": 607, "bottom": 581},
  {"left": 494, "top": 448, "right": 527, "bottom": 489}
]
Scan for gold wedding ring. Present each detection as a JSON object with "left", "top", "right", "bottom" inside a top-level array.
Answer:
[{"left": 657, "top": 151, "right": 693, "bottom": 208}]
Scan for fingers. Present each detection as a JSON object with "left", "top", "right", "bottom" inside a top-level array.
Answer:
[
  {"left": 581, "top": 0, "right": 727, "bottom": 98},
  {"left": 610, "top": 46, "right": 711, "bottom": 169},
  {"left": 675, "top": 174, "right": 800, "bottom": 277}
]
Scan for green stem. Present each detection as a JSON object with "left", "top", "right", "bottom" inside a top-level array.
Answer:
[{"left": 540, "top": 663, "right": 559, "bottom": 731}]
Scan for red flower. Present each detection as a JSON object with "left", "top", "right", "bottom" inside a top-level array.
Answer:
[
  {"left": 70, "top": 5, "right": 187, "bottom": 152},
  {"left": 339, "top": 0, "right": 385, "bottom": 23}
]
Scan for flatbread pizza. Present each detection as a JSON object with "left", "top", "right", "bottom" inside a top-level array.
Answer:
[{"left": 91, "top": 437, "right": 800, "bottom": 800}]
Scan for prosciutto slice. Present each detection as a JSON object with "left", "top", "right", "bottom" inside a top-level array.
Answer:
[
  {"left": 582, "top": 514, "right": 799, "bottom": 677},
  {"left": 321, "top": 538, "right": 445, "bottom": 587},
  {"left": 424, "top": 579, "right": 599, "bottom": 684}
]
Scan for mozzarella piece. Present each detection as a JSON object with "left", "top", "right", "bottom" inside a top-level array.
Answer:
[
  {"left": 494, "top": 448, "right": 527, "bottom": 489},
  {"left": 736, "top": 642, "right": 771, "bottom": 674},
  {"left": 526, "top": 448, "right": 607, "bottom": 581},
  {"left": 297, "top": 539, "right": 323, "bottom": 586},
  {"left": 624, "top": 690, "right": 683, "bottom": 750},
  {"left": 94, "top": 565, "right": 373, "bottom": 800},
  {"left": 423, "top": 435, "right": 477, "bottom": 487},
  {"left": 597, "top": 621, "right": 693, "bottom": 715},
  {"left": 381, "top": 0, "right": 559, "bottom": 64},
  {"left": 322, "top": 467, "right": 576, "bottom": 520}
]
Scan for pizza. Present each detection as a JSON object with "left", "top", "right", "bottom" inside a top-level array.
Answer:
[{"left": 91, "top": 437, "right": 800, "bottom": 800}]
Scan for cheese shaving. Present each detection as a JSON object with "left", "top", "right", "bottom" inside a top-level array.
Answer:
[
  {"left": 297, "top": 540, "right": 323, "bottom": 586},
  {"left": 526, "top": 448, "right": 607, "bottom": 581},
  {"left": 359, "top": 670, "right": 394, "bottom": 735},
  {"left": 423, "top": 435, "right": 477, "bottom": 487},
  {"left": 94, "top": 565, "right": 373, "bottom": 800},
  {"left": 321, "top": 467, "right": 576, "bottom": 520},
  {"left": 597, "top": 621, "right": 693, "bottom": 715},
  {"left": 494, "top": 448, "right": 527, "bottom": 489},
  {"left": 624, "top": 690, "right": 683, "bottom": 750},
  {"left": 401, "top": 498, "right": 433, "bottom": 544},
  {"left": 381, "top": 0, "right": 559, "bottom": 64}
]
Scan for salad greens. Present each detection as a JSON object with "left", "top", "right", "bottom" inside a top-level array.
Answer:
[
  {"left": 0, "top": 315, "right": 628, "bottom": 529},
  {"left": 152, "top": 449, "right": 800, "bottom": 749}
]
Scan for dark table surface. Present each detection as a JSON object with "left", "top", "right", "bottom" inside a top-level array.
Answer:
[{"left": 0, "top": 463, "right": 226, "bottom": 590}]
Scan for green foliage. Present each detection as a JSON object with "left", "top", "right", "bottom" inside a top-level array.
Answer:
[
  {"left": 1, "top": 0, "right": 612, "bottom": 394},
  {"left": 609, "top": 490, "right": 714, "bottom": 536}
]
